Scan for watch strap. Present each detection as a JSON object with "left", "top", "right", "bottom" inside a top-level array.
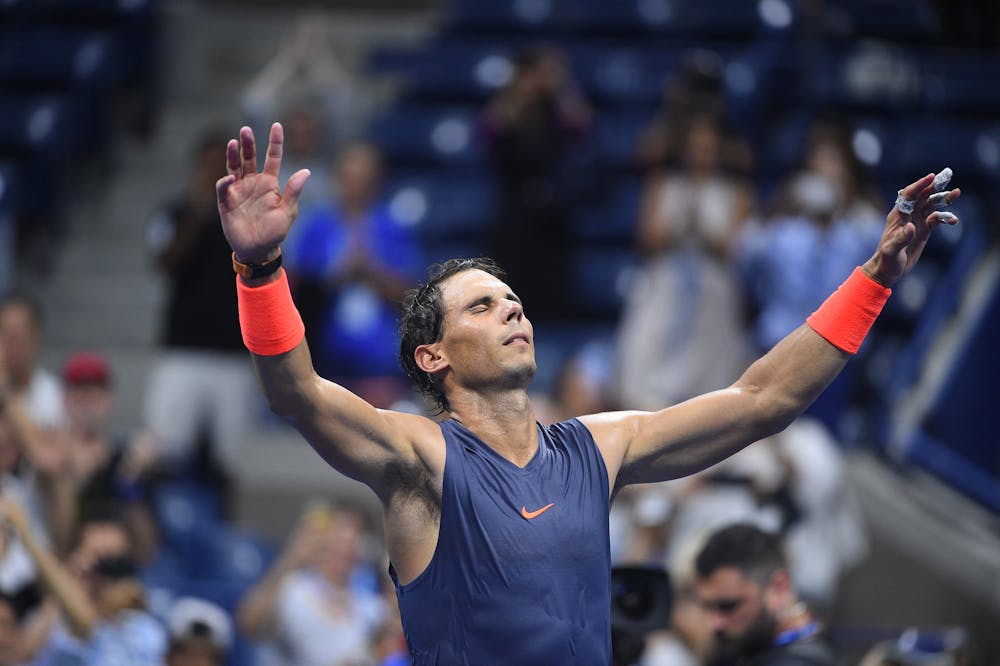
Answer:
[{"left": 232, "top": 250, "right": 283, "bottom": 279}]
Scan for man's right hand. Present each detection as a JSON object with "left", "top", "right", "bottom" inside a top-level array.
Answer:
[{"left": 216, "top": 123, "right": 311, "bottom": 264}]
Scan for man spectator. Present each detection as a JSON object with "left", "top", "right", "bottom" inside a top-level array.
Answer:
[{"left": 694, "top": 523, "right": 836, "bottom": 665}]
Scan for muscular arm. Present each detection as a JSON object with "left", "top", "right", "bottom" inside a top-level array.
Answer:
[
  {"left": 587, "top": 171, "right": 961, "bottom": 491},
  {"left": 218, "top": 124, "right": 439, "bottom": 497},
  {"left": 251, "top": 331, "right": 428, "bottom": 489},
  {"left": 586, "top": 323, "right": 846, "bottom": 489}
]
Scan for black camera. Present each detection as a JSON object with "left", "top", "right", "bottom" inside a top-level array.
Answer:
[{"left": 610, "top": 565, "right": 673, "bottom": 666}]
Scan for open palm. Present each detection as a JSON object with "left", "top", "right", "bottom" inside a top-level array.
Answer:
[{"left": 216, "top": 123, "right": 311, "bottom": 263}]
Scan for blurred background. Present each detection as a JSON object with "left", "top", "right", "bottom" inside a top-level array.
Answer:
[{"left": 0, "top": 0, "right": 998, "bottom": 664}]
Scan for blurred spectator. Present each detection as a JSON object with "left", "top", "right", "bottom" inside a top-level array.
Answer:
[
  {"left": 271, "top": 101, "right": 337, "bottom": 220},
  {"left": 740, "top": 119, "right": 883, "bottom": 431},
  {"left": 480, "top": 44, "right": 596, "bottom": 321},
  {"left": 0, "top": 292, "right": 65, "bottom": 431},
  {"left": 237, "top": 504, "right": 385, "bottom": 666},
  {"left": 635, "top": 50, "right": 753, "bottom": 176},
  {"left": 370, "top": 574, "right": 409, "bottom": 666},
  {"left": 240, "top": 12, "right": 375, "bottom": 151},
  {"left": 693, "top": 523, "right": 836, "bottom": 666},
  {"left": 0, "top": 408, "right": 52, "bottom": 612},
  {"left": 240, "top": 13, "right": 383, "bottom": 219},
  {"left": 620, "top": 415, "right": 865, "bottom": 616},
  {"left": 3, "top": 506, "right": 168, "bottom": 665},
  {"left": 616, "top": 113, "right": 754, "bottom": 410},
  {"left": 532, "top": 341, "right": 616, "bottom": 424},
  {"left": 145, "top": 129, "right": 259, "bottom": 483},
  {"left": 164, "top": 596, "right": 232, "bottom": 666},
  {"left": 639, "top": 539, "right": 712, "bottom": 666},
  {"left": 13, "top": 352, "right": 160, "bottom": 564},
  {"left": 742, "top": 120, "right": 883, "bottom": 352},
  {"left": 285, "top": 142, "right": 421, "bottom": 408}
]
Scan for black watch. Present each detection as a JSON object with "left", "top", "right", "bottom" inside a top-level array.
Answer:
[{"left": 232, "top": 250, "right": 283, "bottom": 279}]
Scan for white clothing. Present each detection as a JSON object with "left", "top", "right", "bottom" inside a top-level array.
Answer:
[
  {"left": 144, "top": 350, "right": 258, "bottom": 472},
  {"left": 274, "top": 569, "right": 385, "bottom": 666}
]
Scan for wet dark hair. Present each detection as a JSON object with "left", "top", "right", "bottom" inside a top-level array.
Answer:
[
  {"left": 399, "top": 257, "right": 507, "bottom": 413},
  {"left": 695, "top": 523, "right": 786, "bottom": 584}
]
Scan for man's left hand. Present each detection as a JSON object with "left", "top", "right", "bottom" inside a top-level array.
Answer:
[{"left": 863, "top": 170, "right": 961, "bottom": 287}]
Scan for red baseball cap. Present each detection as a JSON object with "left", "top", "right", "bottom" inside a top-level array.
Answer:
[{"left": 63, "top": 351, "right": 111, "bottom": 387}]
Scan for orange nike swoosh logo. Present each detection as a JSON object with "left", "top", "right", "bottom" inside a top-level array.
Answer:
[{"left": 520, "top": 503, "right": 555, "bottom": 520}]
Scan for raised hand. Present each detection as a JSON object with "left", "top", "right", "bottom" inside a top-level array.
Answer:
[
  {"left": 216, "top": 123, "right": 311, "bottom": 263},
  {"left": 864, "top": 169, "right": 961, "bottom": 287}
]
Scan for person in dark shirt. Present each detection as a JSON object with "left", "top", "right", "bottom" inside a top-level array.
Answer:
[{"left": 145, "top": 129, "right": 260, "bottom": 481}]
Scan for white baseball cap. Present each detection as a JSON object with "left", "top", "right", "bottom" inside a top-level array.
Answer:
[{"left": 166, "top": 596, "right": 233, "bottom": 651}]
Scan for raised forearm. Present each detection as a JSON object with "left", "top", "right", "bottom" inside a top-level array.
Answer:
[
  {"left": 734, "top": 324, "right": 850, "bottom": 434},
  {"left": 18, "top": 527, "right": 98, "bottom": 639},
  {"left": 235, "top": 555, "right": 297, "bottom": 638}
]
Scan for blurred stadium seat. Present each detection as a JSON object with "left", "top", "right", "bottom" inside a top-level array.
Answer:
[{"left": 370, "top": 105, "right": 485, "bottom": 167}]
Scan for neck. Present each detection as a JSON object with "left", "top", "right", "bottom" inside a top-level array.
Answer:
[{"left": 448, "top": 388, "right": 538, "bottom": 467}]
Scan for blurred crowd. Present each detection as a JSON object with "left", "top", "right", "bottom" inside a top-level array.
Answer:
[{"left": 0, "top": 3, "right": 991, "bottom": 665}]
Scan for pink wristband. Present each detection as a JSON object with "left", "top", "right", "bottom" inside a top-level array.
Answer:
[
  {"left": 806, "top": 267, "right": 891, "bottom": 354},
  {"left": 236, "top": 270, "right": 305, "bottom": 356}
]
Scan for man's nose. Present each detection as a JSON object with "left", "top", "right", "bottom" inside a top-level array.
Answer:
[
  {"left": 707, "top": 610, "right": 730, "bottom": 633},
  {"left": 504, "top": 299, "right": 523, "bottom": 322}
]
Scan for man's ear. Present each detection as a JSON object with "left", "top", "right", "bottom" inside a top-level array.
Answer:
[
  {"left": 764, "top": 569, "right": 793, "bottom": 614},
  {"left": 415, "top": 343, "right": 448, "bottom": 376}
]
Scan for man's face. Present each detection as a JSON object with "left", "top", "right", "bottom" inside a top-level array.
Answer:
[
  {"left": 315, "top": 512, "right": 362, "bottom": 585},
  {"left": 695, "top": 566, "right": 779, "bottom": 660},
  {"left": 65, "top": 383, "right": 113, "bottom": 435},
  {"left": 430, "top": 270, "right": 536, "bottom": 393},
  {"left": 0, "top": 304, "right": 39, "bottom": 385}
]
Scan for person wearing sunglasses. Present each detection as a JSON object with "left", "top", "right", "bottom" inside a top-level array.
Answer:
[{"left": 694, "top": 523, "right": 836, "bottom": 665}]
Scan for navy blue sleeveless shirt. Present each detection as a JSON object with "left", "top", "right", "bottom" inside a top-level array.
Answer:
[{"left": 390, "top": 418, "right": 612, "bottom": 665}]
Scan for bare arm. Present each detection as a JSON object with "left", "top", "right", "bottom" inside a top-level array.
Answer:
[
  {"left": 586, "top": 171, "right": 961, "bottom": 489},
  {"left": 217, "top": 124, "right": 438, "bottom": 494},
  {"left": 0, "top": 499, "right": 98, "bottom": 639},
  {"left": 236, "top": 516, "right": 321, "bottom": 638}
]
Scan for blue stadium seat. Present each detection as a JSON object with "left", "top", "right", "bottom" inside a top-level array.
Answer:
[
  {"left": 0, "top": 161, "right": 21, "bottom": 217},
  {"left": 822, "top": 0, "right": 939, "bottom": 43},
  {"left": 0, "top": 28, "right": 120, "bottom": 90},
  {"left": 385, "top": 169, "right": 494, "bottom": 240},
  {"left": 0, "top": 94, "right": 74, "bottom": 217},
  {"left": 895, "top": 119, "right": 1000, "bottom": 186},
  {"left": 152, "top": 479, "right": 224, "bottom": 565},
  {"left": 594, "top": 110, "right": 648, "bottom": 169},
  {"left": 370, "top": 106, "right": 485, "bottom": 167},
  {"left": 370, "top": 40, "right": 517, "bottom": 104},
  {"left": 442, "top": 0, "right": 768, "bottom": 39},
  {"left": 569, "top": 247, "right": 636, "bottom": 318},
  {"left": 921, "top": 52, "right": 1000, "bottom": 112},
  {"left": 191, "top": 524, "right": 277, "bottom": 586},
  {"left": 572, "top": 177, "right": 641, "bottom": 244}
]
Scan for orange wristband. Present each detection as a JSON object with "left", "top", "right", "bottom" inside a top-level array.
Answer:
[
  {"left": 806, "top": 267, "right": 891, "bottom": 354},
  {"left": 236, "top": 270, "right": 305, "bottom": 356}
]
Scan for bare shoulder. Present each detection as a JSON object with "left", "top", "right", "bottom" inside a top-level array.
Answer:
[
  {"left": 576, "top": 411, "right": 649, "bottom": 492},
  {"left": 577, "top": 410, "right": 648, "bottom": 446},
  {"left": 379, "top": 410, "right": 447, "bottom": 479}
]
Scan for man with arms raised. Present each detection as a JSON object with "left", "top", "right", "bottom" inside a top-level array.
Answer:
[{"left": 217, "top": 123, "right": 959, "bottom": 665}]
